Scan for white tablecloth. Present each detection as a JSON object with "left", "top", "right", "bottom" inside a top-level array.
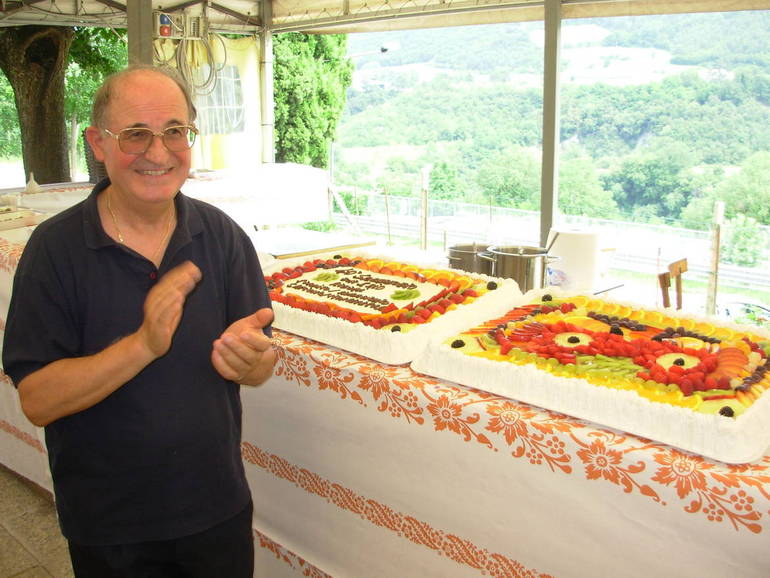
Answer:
[
  {"left": 2, "top": 191, "right": 770, "bottom": 577},
  {"left": 239, "top": 330, "right": 770, "bottom": 578}
]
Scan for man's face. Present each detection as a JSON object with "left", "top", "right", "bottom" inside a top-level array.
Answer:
[{"left": 90, "top": 71, "right": 192, "bottom": 204}]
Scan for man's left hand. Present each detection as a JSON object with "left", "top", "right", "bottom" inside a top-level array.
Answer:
[{"left": 212, "top": 307, "right": 276, "bottom": 385}]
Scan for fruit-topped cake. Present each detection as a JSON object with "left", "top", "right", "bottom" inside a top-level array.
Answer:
[
  {"left": 264, "top": 252, "right": 515, "bottom": 365},
  {"left": 411, "top": 288, "right": 770, "bottom": 463}
]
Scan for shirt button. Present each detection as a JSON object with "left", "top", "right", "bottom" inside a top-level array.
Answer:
[{"left": 149, "top": 272, "right": 157, "bottom": 280}]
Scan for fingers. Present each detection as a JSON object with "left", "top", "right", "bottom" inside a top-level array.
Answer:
[
  {"left": 212, "top": 328, "right": 274, "bottom": 382},
  {"left": 139, "top": 261, "right": 202, "bottom": 357},
  {"left": 252, "top": 307, "right": 275, "bottom": 329}
]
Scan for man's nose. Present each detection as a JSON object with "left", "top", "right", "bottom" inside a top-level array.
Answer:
[{"left": 143, "top": 133, "right": 171, "bottom": 161}]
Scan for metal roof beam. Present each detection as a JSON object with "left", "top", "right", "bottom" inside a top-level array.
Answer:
[
  {"left": 271, "top": 0, "right": 542, "bottom": 33},
  {"left": 209, "top": 2, "right": 261, "bottom": 26},
  {"left": 93, "top": 0, "right": 126, "bottom": 12},
  {"left": 0, "top": 0, "right": 48, "bottom": 21}
]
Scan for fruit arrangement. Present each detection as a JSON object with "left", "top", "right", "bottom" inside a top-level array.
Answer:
[
  {"left": 266, "top": 255, "right": 499, "bottom": 330},
  {"left": 445, "top": 294, "right": 770, "bottom": 417}
]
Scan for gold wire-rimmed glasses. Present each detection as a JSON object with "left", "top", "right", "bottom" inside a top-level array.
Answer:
[{"left": 102, "top": 125, "right": 199, "bottom": 155}]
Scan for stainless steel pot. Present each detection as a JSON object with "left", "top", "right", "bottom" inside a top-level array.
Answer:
[
  {"left": 478, "top": 245, "right": 560, "bottom": 291},
  {"left": 447, "top": 242, "right": 492, "bottom": 275}
]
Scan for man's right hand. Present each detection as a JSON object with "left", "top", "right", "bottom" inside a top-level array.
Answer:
[{"left": 137, "top": 261, "right": 202, "bottom": 358}]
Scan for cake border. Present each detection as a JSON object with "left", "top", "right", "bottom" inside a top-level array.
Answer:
[
  {"left": 410, "top": 287, "right": 770, "bottom": 464},
  {"left": 264, "top": 249, "right": 522, "bottom": 365}
]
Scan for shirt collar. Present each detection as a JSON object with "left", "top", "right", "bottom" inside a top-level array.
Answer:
[{"left": 82, "top": 178, "right": 203, "bottom": 252}]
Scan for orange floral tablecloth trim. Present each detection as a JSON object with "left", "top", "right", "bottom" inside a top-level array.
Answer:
[
  {"left": 272, "top": 330, "right": 770, "bottom": 535},
  {"left": 0, "top": 372, "right": 45, "bottom": 454},
  {"left": 0, "top": 238, "right": 26, "bottom": 275},
  {"left": 243, "top": 442, "right": 552, "bottom": 578},
  {"left": 0, "top": 419, "right": 45, "bottom": 453},
  {"left": 255, "top": 529, "right": 332, "bottom": 578}
]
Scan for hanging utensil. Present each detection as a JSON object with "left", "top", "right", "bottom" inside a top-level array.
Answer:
[{"left": 545, "top": 231, "right": 560, "bottom": 254}]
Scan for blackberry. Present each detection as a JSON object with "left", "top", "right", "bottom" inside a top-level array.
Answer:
[{"left": 718, "top": 406, "right": 735, "bottom": 418}]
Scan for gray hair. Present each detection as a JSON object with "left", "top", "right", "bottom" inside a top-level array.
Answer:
[{"left": 91, "top": 64, "right": 197, "bottom": 127}]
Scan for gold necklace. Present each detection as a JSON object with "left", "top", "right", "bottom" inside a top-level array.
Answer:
[{"left": 106, "top": 190, "right": 175, "bottom": 260}]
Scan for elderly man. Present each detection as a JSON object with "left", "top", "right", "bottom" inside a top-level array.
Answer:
[{"left": 2, "top": 65, "right": 275, "bottom": 577}]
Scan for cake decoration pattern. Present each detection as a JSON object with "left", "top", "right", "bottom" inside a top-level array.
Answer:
[
  {"left": 411, "top": 288, "right": 770, "bottom": 463},
  {"left": 264, "top": 252, "right": 515, "bottom": 365}
]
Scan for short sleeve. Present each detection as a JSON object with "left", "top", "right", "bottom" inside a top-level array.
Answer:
[{"left": 2, "top": 234, "right": 81, "bottom": 386}]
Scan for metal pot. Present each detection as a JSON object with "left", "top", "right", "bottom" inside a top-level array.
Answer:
[
  {"left": 478, "top": 245, "right": 560, "bottom": 291},
  {"left": 447, "top": 242, "right": 492, "bottom": 275}
]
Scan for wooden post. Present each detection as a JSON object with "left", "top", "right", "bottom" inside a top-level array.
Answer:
[
  {"left": 127, "top": 0, "right": 154, "bottom": 65},
  {"left": 668, "top": 258, "right": 688, "bottom": 310},
  {"left": 658, "top": 272, "right": 671, "bottom": 309},
  {"left": 706, "top": 201, "right": 724, "bottom": 315},
  {"left": 419, "top": 166, "right": 430, "bottom": 250}
]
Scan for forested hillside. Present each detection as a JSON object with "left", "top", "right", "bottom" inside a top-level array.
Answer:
[{"left": 335, "top": 10, "right": 770, "bottom": 240}]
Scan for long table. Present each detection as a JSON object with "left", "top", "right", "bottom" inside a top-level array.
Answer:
[{"left": 1, "top": 213, "right": 770, "bottom": 577}]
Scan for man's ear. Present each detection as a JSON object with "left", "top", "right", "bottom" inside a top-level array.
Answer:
[{"left": 84, "top": 126, "right": 106, "bottom": 162}]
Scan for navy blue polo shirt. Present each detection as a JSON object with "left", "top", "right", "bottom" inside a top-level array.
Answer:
[{"left": 2, "top": 180, "right": 272, "bottom": 545}]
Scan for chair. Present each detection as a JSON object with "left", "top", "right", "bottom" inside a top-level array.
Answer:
[
  {"left": 83, "top": 129, "right": 108, "bottom": 184},
  {"left": 658, "top": 258, "right": 687, "bottom": 309}
]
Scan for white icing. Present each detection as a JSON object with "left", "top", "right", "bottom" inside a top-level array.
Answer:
[
  {"left": 411, "top": 285, "right": 770, "bottom": 464},
  {"left": 281, "top": 267, "right": 445, "bottom": 314},
  {"left": 267, "top": 251, "right": 521, "bottom": 365}
]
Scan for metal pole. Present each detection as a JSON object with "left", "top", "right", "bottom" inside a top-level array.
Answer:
[
  {"left": 260, "top": 0, "right": 275, "bottom": 163},
  {"left": 539, "top": 0, "right": 561, "bottom": 247}
]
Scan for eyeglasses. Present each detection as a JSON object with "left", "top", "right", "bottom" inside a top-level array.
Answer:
[{"left": 102, "top": 125, "right": 198, "bottom": 155}]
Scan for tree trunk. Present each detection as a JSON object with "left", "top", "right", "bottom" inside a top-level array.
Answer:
[
  {"left": 0, "top": 26, "right": 74, "bottom": 185},
  {"left": 69, "top": 113, "right": 79, "bottom": 181}
]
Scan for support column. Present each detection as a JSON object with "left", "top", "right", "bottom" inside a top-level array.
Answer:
[
  {"left": 260, "top": 0, "right": 275, "bottom": 163},
  {"left": 539, "top": 0, "right": 561, "bottom": 247},
  {"left": 127, "top": 0, "right": 154, "bottom": 65}
]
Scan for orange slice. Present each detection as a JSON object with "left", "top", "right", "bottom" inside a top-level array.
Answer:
[
  {"left": 562, "top": 315, "right": 611, "bottom": 332},
  {"left": 364, "top": 258, "right": 384, "bottom": 271},
  {"left": 601, "top": 302, "right": 622, "bottom": 315},
  {"left": 711, "top": 326, "right": 736, "bottom": 342},
  {"left": 583, "top": 299, "right": 605, "bottom": 311},
  {"left": 614, "top": 304, "right": 634, "bottom": 319},
  {"left": 674, "top": 336, "right": 709, "bottom": 350},
  {"left": 455, "top": 277, "right": 474, "bottom": 291},
  {"left": 674, "top": 318, "right": 697, "bottom": 331},
  {"left": 566, "top": 295, "right": 590, "bottom": 308},
  {"left": 693, "top": 322, "right": 716, "bottom": 337}
]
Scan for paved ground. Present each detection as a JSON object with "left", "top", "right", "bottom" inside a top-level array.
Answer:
[{"left": 0, "top": 464, "right": 73, "bottom": 578}]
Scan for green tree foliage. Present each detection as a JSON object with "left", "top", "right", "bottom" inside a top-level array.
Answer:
[
  {"left": 66, "top": 28, "right": 127, "bottom": 126},
  {"left": 341, "top": 79, "right": 542, "bottom": 151},
  {"left": 558, "top": 155, "right": 619, "bottom": 218},
  {"left": 273, "top": 33, "right": 353, "bottom": 168},
  {"left": 0, "top": 73, "right": 20, "bottom": 158},
  {"left": 601, "top": 142, "right": 696, "bottom": 221},
  {"left": 601, "top": 11, "right": 770, "bottom": 69},
  {"left": 713, "top": 152, "right": 770, "bottom": 224},
  {"left": 429, "top": 160, "right": 460, "bottom": 200},
  {"left": 476, "top": 147, "right": 540, "bottom": 209},
  {"left": 721, "top": 214, "right": 764, "bottom": 267},
  {"left": 0, "top": 27, "right": 125, "bottom": 166},
  {"left": 379, "top": 156, "right": 422, "bottom": 196}
]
